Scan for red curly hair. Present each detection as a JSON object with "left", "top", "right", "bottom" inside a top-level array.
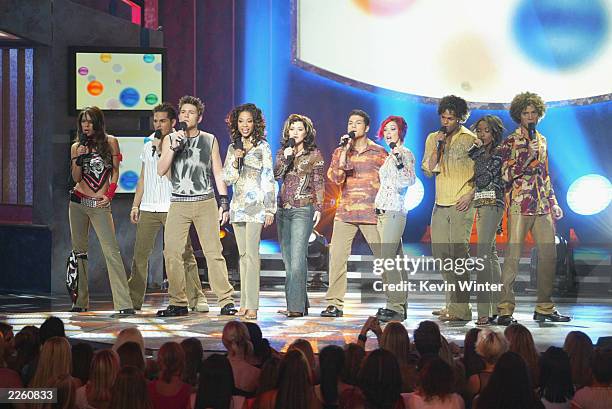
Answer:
[{"left": 377, "top": 116, "right": 408, "bottom": 141}]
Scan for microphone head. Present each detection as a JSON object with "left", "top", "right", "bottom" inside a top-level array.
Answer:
[
  {"left": 440, "top": 126, "right": 447, "bottom": 134},
  {"left": 235, "top": 137, "right": 244, "bottom": 150},
  {"left": 287, "top": 138, "right": 296, "bottom": 148},
  {"left": 153, "top": 129, "right": 163, "bottom": 139},
  {"left": 528, "top": 123, "right": 536, "bottom": 132},
  {"left": 348, "top": 131, "right": 356, "bottom": 139},
  {"left": 389, "top": 142, "right": 397, "bottom": 149},
  {"left": 177, "top": 122, "right": 188, "bottom": 132}
]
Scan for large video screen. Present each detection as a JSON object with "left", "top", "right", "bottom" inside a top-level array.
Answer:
[
  {"left": 70, "top": 47, "right": 165, "bottom": 112},
  {"left": 296, "top": 0, "right": 612, "bottom": 104}
]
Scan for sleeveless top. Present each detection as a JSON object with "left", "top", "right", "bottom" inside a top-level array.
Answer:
[
  {"left": 169, "top": 131, "right": 215, "bottom": 197},
  {"left": 81, "top": 152, "right": 112, "bottom": 192}
]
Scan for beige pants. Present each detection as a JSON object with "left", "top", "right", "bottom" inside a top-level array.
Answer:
[
  {"left": 68, "top": 201, "right": 133, "bottom": 311},
  {"left": 325, "top": 220, "right": 380, "bottom": 309},
  {"left": 128, "top": 210, "right": 204, "bottom": 310},
  {"left": 498, "top": 210, "right": 557, "bottom": 315},
  {"left": 430, "top": 204, "right": 476, "bottom": 320},
  {"left": 164, "top": 199, "right": 234, "bottom": 307},
  {"left": 377, "top": 211, "right": 407, "bottom": 314},
  {"left": 232, "top": 222, "right": 263, "bottom": 310},
  {"left": 475, "top": 206, "right": 503, "bottom": 318}
]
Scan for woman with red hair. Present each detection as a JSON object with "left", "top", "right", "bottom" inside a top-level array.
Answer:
[{"left": 373, "top": 116, "right": 415, "bottom": 323}]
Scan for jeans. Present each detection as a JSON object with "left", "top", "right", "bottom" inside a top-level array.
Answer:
[{"left": 277, "top": 205, "right": 315, "bottom": 313}]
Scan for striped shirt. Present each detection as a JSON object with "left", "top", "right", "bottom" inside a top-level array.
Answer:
[
  {"left": 421, "top": 125, "right": 476, "bottom": 206},
  {"left": 139, "top": 137, "right": 173, "bottom": 212}
]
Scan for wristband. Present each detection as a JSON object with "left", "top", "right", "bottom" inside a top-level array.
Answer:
[
  {"left": 105, "top": 182, "right": 118, "bottom": 201},
  {"left": 219, "top": 195, "right": 230, "bottom": 212}
]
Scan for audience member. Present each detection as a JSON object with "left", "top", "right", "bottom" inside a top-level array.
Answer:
[
  {"left": 403, "top": 357, "right": 464, "bottom": 409},
  {"left": 39, "top": 316, "right": 66, "bottom": 345},
  {"left": 71, "top": 342, "right": 94, "bottom": 387},
  {"left": 564, "top": 331, "right": 594, "bottom": 390},
  {"left": 30, "top": 336, "right": 72, "bottom": 388},
  {"left": 538, "top": 347, "right": 574, "bottom": 409},
  {"left": 75, "top": 349, "right": 119, "bottom": 409},
  {"left": 116, "top": 341, "right": 145, "bottom": 371},
  {"left": 341, "top": 343, "right": 365, "bottom": 386},
  {"left": 466, "top": 329, "right": 508, "bottom": 400},
  {"left": 504, "top": 323, "right": 540, "bottom": 386},
  {"left": 180, "top": 337, "right": 203, "bottom": 389},
  {"left": 109, "top": 366, "right": 152, "bottom": 409},
  {"left": 570, "top": 348, "right": 612, "bottom": 409},
  {"left": 148, "top": 342, "right": 191, "bottom": 409},
  {"left": 222, "top": 321, "right": 260, "bottom": 395},
  {"left": 193, "top": 354, "right": 243, "bottom": 409}
]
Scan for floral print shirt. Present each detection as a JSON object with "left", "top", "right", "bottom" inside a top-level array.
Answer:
[
  {"left": 498, "top": 129, "right": 558, "bottom": 215},
  {"left": 468, "top": 145, "right": 505, "bottom": 208},
  {"left": 374, "top": 145, "right": 416, "bottom": 213},
  {"left": 223, "top": 140, "right": 277, "bottom": 223},
  {"left": 274, "top": 148, "right": 325, "bottom": 212}
]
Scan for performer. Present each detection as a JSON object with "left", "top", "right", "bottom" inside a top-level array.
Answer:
[
  {"left": 468, "top": 115, "right": 505, "bottom": 326},
  {"left": 69, "top": 106, "right": 134, "bottom": 317},
  {"left": 223, "top": 103, "right": 276, "bottom": 321},
  {"left": 374, "top": 116, "right": 416, "bottom": 322},
  {"left": 156, "top": 95, "right": 237, "bottom": 317},
  {"left": 421, "top": 95, "right": 477, "bottom": 322},
  {"left": 127, "top": 102, "right": 208, "bottom": 312},
  {"left": 497, "top": 92, "right": 570, "bottom": 325},
  {"left": 274, "top": 114, "right": 325, "bottom": 318},
  {"left": 320, "top": 110, "right": 387, "bottom": 318}
]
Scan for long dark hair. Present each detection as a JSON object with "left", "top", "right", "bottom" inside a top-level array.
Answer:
[
  {"left": 194, "top": 354, "right": 234, "bottom": 409},
  {"left": 75, "top": 106, "right": 112, "bottom": 163},
  {"left": 225, "top": 103, "right": 266, "bottom": 146},
  {"left": 419, "top": 357, "right": 454, "bottom": 402},
  {"left": 539, "top": 347, "right": 574, "bottom": 403},
  {"left": 341, "top": 343, "right": 365, "bottom": 386},
  {"left": 319, "top": 345, "right": 345, "bottom": 407},
  {"left": 463, "top": 328, "right": 485, "bottom": 377},
  {"left": 280, "top": 114, "right": 317, "bottom": 153},
  {"left": 477, "top": 351, "right": 541, "bottom": 409},
  {"left": 358, "top": 349, "right": 403, "bottom": 409},
  {"left": 274, "top": 350, "right": 313, "bottom": 409}
]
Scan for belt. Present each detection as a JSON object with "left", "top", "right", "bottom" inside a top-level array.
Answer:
[
  {"left": 70, "top": 190, "right": 108, "bottom": 208},
  {"left": 170, "top": 192, "right": 215, "bottom": 202}
]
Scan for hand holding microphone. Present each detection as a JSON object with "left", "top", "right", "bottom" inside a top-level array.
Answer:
[
  {"left": 234, "top": 137, "right": 244, "bottom": 171},
  {"left": 339, "top": 131, "right": 356, "bottom": 149},
  {"left": 170, "top": 122, "right": 188, "bottom": 152},
  {"left": 527, "top": 123, "right": 539, "bottom": 161},
  {"left": 152, "top": 129, "right": 162, "bottom": 157},
  {"left": 284, "top": 138, "right": 296, "bottom": 161},
  {"left": 388, "top": 142, "right": 404, "bottom": 169}
]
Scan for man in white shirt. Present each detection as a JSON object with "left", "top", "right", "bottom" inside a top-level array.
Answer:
[{"left": 128, "top": 102, "right": 208, "bottom": 312}]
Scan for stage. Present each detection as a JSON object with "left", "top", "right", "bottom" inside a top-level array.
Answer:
[{"left": 1, "top": 289, "right": 611, "bottom": 355}]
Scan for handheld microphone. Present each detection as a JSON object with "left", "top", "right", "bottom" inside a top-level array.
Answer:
[
  {"left": 235, "top": 137, "right": 244, "bottom": 172},
  {"left": 436, "top": 126, "right": 447, "bottom": 157},
  {"left": 152, "top": 129, "right": 162, "bottom": 157},
  {"left": 527, "top": 123, "right": 538, "bottom": 160},
  {"left": 79, "top": 133, "right": 88, "bottom": 147},
  {"left": 339, "top": 131, "right": 356, "bottom": 147},
  {"left": 286, "top": 138, "right": 296, "bottom": 162},
  {"left": 388, "top": 142, "right": 404, "bottom": 169}
]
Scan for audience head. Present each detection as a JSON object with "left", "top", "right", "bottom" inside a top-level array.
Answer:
[
  {"left": 413, "top": 320, "right": 442, "bottom": 356},
  {"left": 476, "top": 328, "right": 508, "bottom": 366},
  {"left": 244, "top": 322, "right": 272, "bottom": 365},
  {"left": 195, "top": 354, "right": 234, "bottom": 409},
  {"left": 255, "top": 356, "right": 281, "bottom": 396},
  {"left": 591, "top": 347, "right": 612, "bottom": 385},
  {"left": 39, "top": 316, "right": 65, "bottom": 344},
  {"left": 504, "top": 323, "right": 539, "bottom": 384},
  {"left": 87, "top": 349, "right": 120, "bottom": 405},
  {"left": 418, "top": 357, "right": 455, "bottom": 402},
  {"left": 109, "top": 366, "right": 152, "bottom": 409},
  {"left": 380, "top": 322, "right": 411, "bottom": 366},
  {"left": 30, "top": 336, "right": 72, "bottom": 388},
  {"left": 275, "top": 349, "right": 314, "bottom": 409},
  {"left": 358, "top": 348, "right": 403, "bottom": 409},
  {"left": 463, "top": 328, "right": 484, "bottom": 377},
  {"left": 539, "top": 346, "right": 574, "bottom": 403},
  {"left": 222, "top": 321, "right": 253, "bottom": 358},
  {"left": 116, "top": 341, "right": 145, "bottom": 371},
  {"left": 563, "top": 331, "right": 594, "bottom": 388},
  {"left": 71, "top": 342, "right": 94, "bottom": 385},
  {"left": 48, "top": 373, "right": 77, "bottom": 409},
  {"left": 113, "top": 327, "right": 145, "bottom": 356},
  {"left": 0, "top": 322, "right": 14, "bottom": 347},
  {"left": 180, "top": 337, "right": 203, "bottom": 387},
  {"left": 319, "top": 345, "right": 345, "bottom": 406},
  {"left": 342, "top": 343, "right": 365, "bottom": 386},
  {"left": 476, "top": 351, "right": 540, "bottom": 409},
  {"left": 288, "top": 339, "right": 317, "bottom": 380},
  {"left": 157, "top": 341, "right": 185, "bottom": 383}
]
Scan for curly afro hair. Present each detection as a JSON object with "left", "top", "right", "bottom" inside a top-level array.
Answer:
[
  {"left": 225, "top": 103, "right": 266, "bottom": 146},
  {"left": 438, "top": 95, "right": 470, "bottom": 123},
  {"left": 509, "top": 92, "right": 546, "bottom": 124}
]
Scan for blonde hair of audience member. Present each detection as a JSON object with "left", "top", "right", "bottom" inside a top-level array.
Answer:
[
  {"left": 109, "top": 366, "right": 152, "bottom": 409},
  {"left": 30, "top": 336, "right": 72, "bottom": 388},
  {"left": 113, "top": 327, "right": 145, "bottom": 357},
  {"left": 563, "top": 331, "right": 594, "bottom": 389},
  {"left": 380, "top": 322, "right": 411, "bottom": 366},
  {"left": 504, "top": 323, "right": 540, "bottom": 385},
  {"left": 476, "top": 329, "right": 509, "bottom": 366},
  {"left": 87, "top": 349, "right": 120, "bottom": 407},
  {"left": 157, "top": 342, "right": 186, "bottom": 383},
  {"left": 222, "top": 321, "right": 254, "bottom": 359},
  {"left": 36, "top": 373, "right": 77, "bottom": 409},
  {"left": 288, "top": 339, "right": 317, "bottom": 383}
]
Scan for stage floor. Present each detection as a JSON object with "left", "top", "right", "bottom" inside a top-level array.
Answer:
[{"left": 1, "top": 290, "right": 611, "bottom": 354}]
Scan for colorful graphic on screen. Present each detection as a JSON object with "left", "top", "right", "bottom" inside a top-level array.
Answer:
[
  {"left": 296, "top": 0, "right": 612, "bottom": 104},
  {"left": 115, "top": 135, "right": 150, "bottom": 193},
  {"left": 75, "top": 52, "right": 163, "bottom": 110}
]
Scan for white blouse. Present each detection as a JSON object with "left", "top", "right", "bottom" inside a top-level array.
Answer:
[{"left": 375, "top": 145, "right": 416, "bottom": 213}]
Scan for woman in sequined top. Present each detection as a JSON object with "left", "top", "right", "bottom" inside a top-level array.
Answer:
[
  {"left": 468, "top": 115, "right": 505, "bottom": 326},
  {"left": 273, "top": 114, "right": 324, "bottom": 317},
  {"left": 223, "top": 103, "right": 277, "bottom": 321},
  {"left": 373, "top": 115, "right": 415, "bottom": 322}
]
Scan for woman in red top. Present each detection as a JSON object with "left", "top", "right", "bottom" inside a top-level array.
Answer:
[{"left": 148, "top": 342, "right": 191, "bottom": 409}]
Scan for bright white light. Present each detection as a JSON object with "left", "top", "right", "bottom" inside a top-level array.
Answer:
[
  {"left": 404, "top": 177, "right": 425, "bottom": 212},
  {"left": 567, "top": 174, "right": 611, "bottom": 215}
]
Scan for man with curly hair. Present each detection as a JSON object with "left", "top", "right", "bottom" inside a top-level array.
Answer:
[
  {"left": 422, "top": 95, "right": 477, "bottom": 322},
  {"left": 156, "top": 95, "right": 237, "bottom": 317},
  {"left": 496, "top": 91, "right": 570, "bottom": 325}
]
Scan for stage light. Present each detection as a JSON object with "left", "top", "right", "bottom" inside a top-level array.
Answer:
[
  {"left": 566, "top": 174, "right": 611, "bottom": 215},
  {"left": 403, "top": 176, "right": 425, "bottom": 211}
]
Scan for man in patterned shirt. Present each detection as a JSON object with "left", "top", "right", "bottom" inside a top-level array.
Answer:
[
  {"left": 496, "top": 92, "right": 570, "bottom": 325},
  {"left": 321, "top": 109, "right": 388, "bottom": 317}
]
